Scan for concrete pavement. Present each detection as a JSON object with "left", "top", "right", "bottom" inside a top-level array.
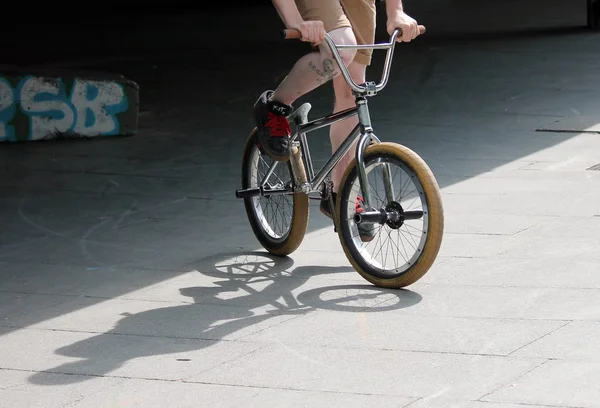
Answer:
[{"left": 1, "top": 1, "right": 600, "bottom": 407}]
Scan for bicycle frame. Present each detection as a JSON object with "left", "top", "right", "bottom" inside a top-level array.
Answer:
[{"left": 253, "top": 29, "right": 404, "bottom": 209}]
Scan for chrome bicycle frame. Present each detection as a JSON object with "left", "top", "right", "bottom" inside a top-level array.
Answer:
[{"left": 253, "top": 29, "right": 403, "bottom": 209}]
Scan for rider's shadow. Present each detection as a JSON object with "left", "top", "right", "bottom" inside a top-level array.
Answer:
[{"left": 28, "top": 252, "right": 421, "bottom": 386}]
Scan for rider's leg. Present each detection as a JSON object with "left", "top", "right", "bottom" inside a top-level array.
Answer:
[
  {"left": 253, "top": 26, "right": 357, "bottom": 162},
  {"left": 329, "top": 0, "right": 375, "bottom": 191},
  {"left": 329, "top": 61, "right": 366, "bottom": 194},
  {"left": 317, "top": 0, "right": 377, "bottom": 244},
  {"left": 322, "top": 0, "right": 375, "bottom": 192},
  {"left": 321, "top": 60, "right": 375, "bottom": 242},
  {"left": 271, "top": 27, "right": 357, "bottom": 106},
  {"left": 254, "top": 0, "right": 359, "bottom": 162},
  {"left": 318, "top": 60, "right": 365, "bottom": 217}
]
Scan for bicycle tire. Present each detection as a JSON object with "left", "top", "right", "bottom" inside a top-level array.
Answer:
[
  {"left": 335, "top": 142, "right": 444, "bottom": 288},
  {"left": 241, "top": 128, "right": 309, "bottom": 257}
]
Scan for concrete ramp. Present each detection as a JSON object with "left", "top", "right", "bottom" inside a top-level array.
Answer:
[{"left": 0, "top": 66, "right": 138, "bottom": 142}]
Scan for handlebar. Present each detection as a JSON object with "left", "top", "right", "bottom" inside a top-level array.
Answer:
[
  {"left": 280, "top": 26, "right": 425, "bottom": 95},
  {"left": 281, "top": 26, "right": 426, "bottom": 40}
]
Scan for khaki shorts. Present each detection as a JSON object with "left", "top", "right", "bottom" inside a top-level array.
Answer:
[{"left": 295, "top": 0, "right": 376, "bottom": 66}]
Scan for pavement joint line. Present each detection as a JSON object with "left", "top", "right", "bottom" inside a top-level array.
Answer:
[
  {"left": 0, "top": 290, "right": 339, "bottom": 307},
  {"left": 2, "top": 364, "right": 582, "bottom": 405},
  {"left": 510, "top": 225, "right": 541, "bottom": 236},
  {"left": 0, "top": 326, "right": 228, "bottom": 343},
  {"left": 0, "top": 365, "right": 422, "bottom": 399},
  {"left": 507, "top": 320, "right": 574, "bottom": 357},
  {"left": 477, "top": 400, "right": 585, "bottom": 408},
  {"left": 180, "top": 343, "right": 272, "bottom": 380},
  {"left": 402, "top": 397, "right": 425, "bottom": 408},
  {"left": 413, "top": 282, "right": 600, "bottom": 291},
  {"left": 341, "top": 307, "right": 593, "bottom": 323},
  {"left": 4, "top": 283, "right": 600, "bottom": 306},
  {"left": 0, "top": 290, "right": 80, "bottom": 299},
  {"left": 0, "top": 259, "right": 190, "bottom": 274},
  {"left": 179, "top": 377, "right": 422, "bottom": 399},
  {"left": 0, "top": 367, "right": 181, "bottom": 383},
  {"left": 2, "top": 186, "right": 243, "bottom": 202},
  {"left": 476, "top": 359, "right": 551, "bottom": 404},
  {"left": 29, "top": 168, "right": 187, "bottom": 180},
  {"left": 231, "top": 310, "right": 318, "bottom": 342},
  {"left": 0, "top": 324, "right": 573, "bottom": 360}
]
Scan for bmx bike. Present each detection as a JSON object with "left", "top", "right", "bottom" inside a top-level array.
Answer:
[{"left": 235, "top": 27, "right": 444, "bottom": 289}]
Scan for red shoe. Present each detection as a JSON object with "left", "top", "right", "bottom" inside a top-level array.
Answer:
[{"left": 253, "top": 90, "right": 293, "bottom": 162}]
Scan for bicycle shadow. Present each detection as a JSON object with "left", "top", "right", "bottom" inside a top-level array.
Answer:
[{"left": 29, "top": 251, "right": 422, "bottom": 386}]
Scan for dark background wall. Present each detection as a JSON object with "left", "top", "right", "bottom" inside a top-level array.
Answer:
[{"left": 0, "top": 0, "right": 594, "bottom": 67}]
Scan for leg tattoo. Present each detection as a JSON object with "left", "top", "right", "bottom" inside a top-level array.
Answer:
[{"left": 309, "top": 58, "right": 338, "bottom": 84}]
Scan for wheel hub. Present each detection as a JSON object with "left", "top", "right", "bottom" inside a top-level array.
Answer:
[{"left": 385, "top": 201, "right": 405, "bottom": 229}]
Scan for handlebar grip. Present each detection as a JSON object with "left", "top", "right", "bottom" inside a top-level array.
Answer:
[
  {"left": 281, "top": 29, "right": 302, "bottom": 40},
  {"left": 395, "top": 25, "right": 427, "bottom": 36}
]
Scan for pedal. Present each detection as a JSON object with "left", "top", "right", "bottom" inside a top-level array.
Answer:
[{"left": 324, "top": 178, "right": 339, "bottom": 233}]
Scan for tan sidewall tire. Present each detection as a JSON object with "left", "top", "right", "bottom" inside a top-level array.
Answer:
[
  {"left": 242, "top": 129, "right": 309, "bottom": 257},
  {"left": 335, "top": 142, "right": 444, "bottom": 288}
]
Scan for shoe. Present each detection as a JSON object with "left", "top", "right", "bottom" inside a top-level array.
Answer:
[
  {"left": 320, "top": 193, "right": 376, "bottom": 243},
  {"left": 319, "top": 192, "right": 337, "bottom": 219},
  {"left": 355, "top": 195, "right": 376, "bottom": 243},
  {"left": 253, "top": 90, "right": 293, "bottom": 162}
]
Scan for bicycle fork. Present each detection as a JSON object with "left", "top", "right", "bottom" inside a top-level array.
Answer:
[
  {"left": 355, "top": 98, "right": 394, "bottom": 209},
  {"left": 354, "top": 98, "right": 426, "bottom": 228}
]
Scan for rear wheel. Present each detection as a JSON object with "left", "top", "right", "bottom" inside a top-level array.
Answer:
[
  {"left": 241, "top": 129, "right": 309, "bottom": 256},
  {"left": 335, "top": 142, "right": 444, "bottom": 288}
]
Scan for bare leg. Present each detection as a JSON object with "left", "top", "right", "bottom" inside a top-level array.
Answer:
[
  {"left": 330, "top": 61, "right": 366, "bottom": 193},
  {"left": 271, "top": 26, "right": 357, "bottom": 106}
]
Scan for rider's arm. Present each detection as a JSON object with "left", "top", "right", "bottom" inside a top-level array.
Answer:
[
  {"left": 385, "top": 0, "right": 405, "bottom": 16},
  {"left": 385, "top": 0, "right": 421, "bottom": 41},
  {"left": 271, "top": 0, "right": 325, "bottom": 43},
  {"left": 272, "top": 0, "right": 304, "bottom": 29}
]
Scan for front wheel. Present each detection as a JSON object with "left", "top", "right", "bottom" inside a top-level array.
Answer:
[
  {"left": 335, "top": 142, "right": 444, "bottom": 288},
  {"left": 241, "top": 128, "right": 309, "bottom": 256}
]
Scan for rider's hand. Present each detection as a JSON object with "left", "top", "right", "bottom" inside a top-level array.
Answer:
[
  {"left": 293, "top": 20, "right": 326, "bottom": 45},
  {"left": 387, "top": 12, "right": 423, "bottom": 42}
]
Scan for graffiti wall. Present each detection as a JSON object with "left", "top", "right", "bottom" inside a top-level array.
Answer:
[{"left": 0, "top": 74, "right": 138, "bottom": 142}]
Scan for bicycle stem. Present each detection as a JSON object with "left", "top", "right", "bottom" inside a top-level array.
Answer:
[{"left": 323, "top": 29, "right": 400, "bottom": 95}]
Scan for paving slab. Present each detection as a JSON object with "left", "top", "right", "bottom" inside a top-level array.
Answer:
[
  {"left": 372, "top": 283, "right": 600, "bottom": 321},
  {"left": 64, "top": 380, "right": 263, "bottom": 408},
  {"left": 482, "top": 360, "right": 600, "bottom": 407},
  {"left": 187, "top": 343, "right": 544, "bottom": 400},
  {"left": 512, "top": 321, "right": 600, "bottom": 361},
  {"left": 22, "top": 296, "right": 309, "bottom": 342},
  {"left": 0, "top": 293, "right": 81, "bottom": 328},
  {"left": 0, "top": 328, "right": 264, "bottom": 383},
  {"left": 0, "top": 263, "right": 182, "bottom": 297},
  {"left": 0, "top": 369, "right": 122, "bottom": 408},
  {"left": 110, "top": 268, "right": 387, "bottom": 309},
  {"left": 405, "top": 398, "right": 554, "bottom": 408},
  {"left": 419, "top": 257, "right": 600, "bottom": 289},
  {"left": 1, "top": 0, "right": 599, "bottom": 407},
  {"left": 224, "top": 388, "right": 416, "bottom": 408},
  {"left": 497, "top": 217, "right": 600, "bottom": 261},
  {"left": 243, "top": 309, "right": 564, "bottom": 356}
]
